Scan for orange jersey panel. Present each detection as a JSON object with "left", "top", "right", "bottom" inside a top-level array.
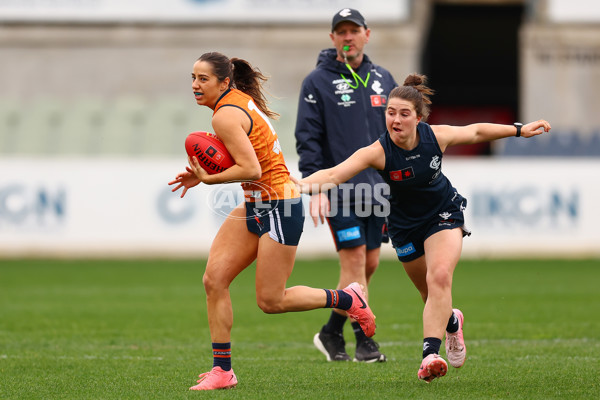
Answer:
[{"left": 214, "top": 89, "right": 299, "bottom": 202}]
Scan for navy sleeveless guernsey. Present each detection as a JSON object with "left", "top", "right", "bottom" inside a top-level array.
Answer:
[{"left": 377, "top": 122, "right": 464, "bottom": 233}]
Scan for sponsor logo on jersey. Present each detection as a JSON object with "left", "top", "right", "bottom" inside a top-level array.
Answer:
[
  {"left": 370, "top": 94, "right": 387, "bottom": 107},
  {"left": 336, "top": 82, "right": 351, "bottom": 91},
  {"left": 333, "top": 78, "right": 354, "bottom": 95},
  {"left": 389, "top": 167, "right": 415, "bottom": 181},
  {"left": 338, "top": 94, "right": 355, "bottom": 107},
  {"left": 370, "top": 68, "right": 383, "bottom": 78},
  {"left": 336, "top": 226, "right": 361, "bottom": 242},
  {"left": 439, "top": 212, "right": 452, "bottom": 220},
  {"left": 396, "top": 242, "right": 416, "bottom": 256},
  {"left": 303, "top": 93, "right": 317, "bottom": 104}
]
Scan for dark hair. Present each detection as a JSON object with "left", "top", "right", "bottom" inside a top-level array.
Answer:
[
  {"left": 198, "top": 52, "right": 279, "bottom": 119},
  {"left": 388, "top": 73, "right": 434, "bottom": 121}
]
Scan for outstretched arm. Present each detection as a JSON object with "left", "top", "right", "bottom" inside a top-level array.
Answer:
[
  {"left": 297, "top": 141, "right": 385, "bottom": 194},
  {"left": 433, "top": 119, "right": 552, "bottom": 152}
]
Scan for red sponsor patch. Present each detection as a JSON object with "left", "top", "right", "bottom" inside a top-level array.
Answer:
[
  {"left": 389, "top": 167, "right": 414, "bottom": 181},
  {"left": 370, "top": 95, "right": 387, "bottom": 107}
]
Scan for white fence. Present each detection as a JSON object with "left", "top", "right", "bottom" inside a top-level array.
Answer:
[{"left": 1, "top": 157, "right": 598, "bottom": 259}]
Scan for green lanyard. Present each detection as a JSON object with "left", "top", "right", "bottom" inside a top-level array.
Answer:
[
  {"left": 340, "top": 46, "right": 370, "bottom": 89},
  {"left": 341, "top": 64, "right": 370, "bottom": 89}
]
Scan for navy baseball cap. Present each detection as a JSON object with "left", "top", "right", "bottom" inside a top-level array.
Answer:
[{"left": 331, "top": 8, "right": 367, "bottom": 32}]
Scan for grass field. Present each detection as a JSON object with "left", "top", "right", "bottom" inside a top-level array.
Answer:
[{"left": 1, "top": 258, "right": 599, "bottom": 399}]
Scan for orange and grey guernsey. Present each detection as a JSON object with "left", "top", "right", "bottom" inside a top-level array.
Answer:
[{"left": 213, "top": 88, "right": 299, "bottom": 202}]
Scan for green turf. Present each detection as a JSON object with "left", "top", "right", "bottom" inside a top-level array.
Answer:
[{"left": 1, "top": 258, "right": 599, "bottom": 399}]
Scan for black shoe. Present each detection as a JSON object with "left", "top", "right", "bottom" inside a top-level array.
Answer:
[
  {"left": 354, "top": 337, "right": 387, "bottom": 363},
  {"left": 313, "top": 329, "right": 351, "bottom": 361}
]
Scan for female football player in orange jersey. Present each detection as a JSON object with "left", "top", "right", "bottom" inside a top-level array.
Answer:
[{"left": 168, "top": 52, "right": 376, "bottom": 391}]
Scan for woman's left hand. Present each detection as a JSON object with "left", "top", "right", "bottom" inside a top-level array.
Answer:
[
  {"left": 187, "top": 155, "right": 211, "bottom": 183},
  {"left": 522, "top": 119, "right": 552, "bottom": 138}
]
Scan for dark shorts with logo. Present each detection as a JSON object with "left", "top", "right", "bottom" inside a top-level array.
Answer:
[
  {"left": 390, "top": 194, "right": 471, "bottom": 263},
  {"left": 245, "top": 199, "right": 304, "bottom": 246},
  {"left": 326, "top": 207, "right": 386, "bottom": 251}
]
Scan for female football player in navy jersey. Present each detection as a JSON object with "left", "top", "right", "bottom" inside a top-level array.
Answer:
[{"left": 297, "top": 73, "right": 551, "bottom": 382}]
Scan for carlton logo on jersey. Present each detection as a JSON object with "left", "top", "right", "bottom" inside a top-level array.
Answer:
[
  {"left": 430, "top": 155, "right": 441, "bottom": 170},
  {"left": 389, "top": 166, "right": 415, "bottom": 181}
]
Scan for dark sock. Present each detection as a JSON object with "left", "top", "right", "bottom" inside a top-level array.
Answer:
[
  {"left": 446, "top": 311, "right": 459, "bottom": 334},
  {"left": 322, "top": 310, "right": 347, "bottom": 334},
  {"left": 212, "top": 342, "right": 232, "bottom": 371},
  {"left": 352, "top": 321, "right": 367, "bottom": 343},
  {"left": 422, "top": 337, "right": 442, "bottom": 358},
  {"left": 323, "top": 289, "right": 352, "bottom": 310}
]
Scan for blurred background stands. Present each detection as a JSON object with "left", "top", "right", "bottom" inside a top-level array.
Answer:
[{"left": 0, "top": 0, "right": 599, "bottom": 159}]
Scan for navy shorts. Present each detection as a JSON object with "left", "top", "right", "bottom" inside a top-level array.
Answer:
[
  {"left": 390, "top": 194, "right": 471, "bottom": 263},
  {"left": 245, "top": 199, "right": 304, "bottom": 246},
  {"left": 326, "top": 207, "right": 386, "bottom": 251}
]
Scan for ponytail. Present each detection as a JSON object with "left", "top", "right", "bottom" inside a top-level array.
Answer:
[
  {"left": 198, "top": 52, "right": 279, "bottom": 120},
  {"left": 231, "top": 58, "right": 279, "bottom": 120}
]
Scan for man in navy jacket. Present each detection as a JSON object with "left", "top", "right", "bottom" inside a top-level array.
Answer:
[{"left": 295, "top": 8, "right": 397, "bottom": 363}]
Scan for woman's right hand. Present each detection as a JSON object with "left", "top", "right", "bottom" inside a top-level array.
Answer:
[
  {"left": 168, "top": 164, "right": 201, "bottom": 198},
  {"left": 309, "top": 192, "right": 330, "bottom": 227}
]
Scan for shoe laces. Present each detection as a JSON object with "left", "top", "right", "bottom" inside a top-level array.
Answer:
[
  {"left": 360, "top": 338, "right": 380, "bottom": 352},
  {"left": 328, "top": 331, "right": 346, "bottom": 346},
  {"left": 197, "top": 367, "right": 226, "bottom": 383},
  {"left": 446, "top": 333, "right": 463, "bottom": 351},
  {"left": 197, "top": 370, "right": 213, "bottom": 383}
]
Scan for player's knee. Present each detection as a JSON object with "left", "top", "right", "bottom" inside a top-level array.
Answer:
[
  {"left": 202, "top": 272, "right": 215, "bottom": 293},
  {"left": 426, "top": 267, "right": 452, "bottom": 290},
  {"left": 202, "top": 268, "right": 227, "bottom": 294},
  {"left": 256, "top": 295, "right": 283, "bottom": 314},
  {"left": 365, "top": 261, "right": 379, "bottom": 281},
  {"left": 340, "top": 247, "right": 367, "bottom": 274}
]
